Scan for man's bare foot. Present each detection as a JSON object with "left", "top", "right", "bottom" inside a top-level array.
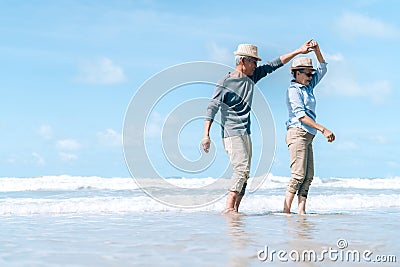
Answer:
[{"left": 221, "top": 208, "right": 239, "bottom": 215}]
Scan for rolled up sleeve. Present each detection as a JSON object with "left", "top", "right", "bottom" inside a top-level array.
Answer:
[
  {"left": 288, "top": 87, "right": 306, "bottom": 119},
  {"left": 309, "top": 62, "right": 327, "bottom": 88},
  {"left": 205, "top": 85, "right": 223, "bottom": 121}
]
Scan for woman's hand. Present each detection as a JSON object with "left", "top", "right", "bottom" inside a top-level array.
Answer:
[{"left": 322, "top": 128, "right": 335, "bottom": 142}]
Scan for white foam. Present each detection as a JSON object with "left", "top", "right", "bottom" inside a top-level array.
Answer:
[
  {"left": 1, "top": 174, "right": 399, "bottom": 192},
  {"left": 256, "top": 174, "right": 400, "bottom": 190},
  {"left": 1, "top": 193, "right": 399, "bottom": 215},
  {"left": 0, "top": 175, "right": 139, "bottom": 192},
  {"left": 0, "top": 175, "right": 399, "bottom": 215},
  {"left": 240, "top": 194, "right": 400, "bottom": 214}
]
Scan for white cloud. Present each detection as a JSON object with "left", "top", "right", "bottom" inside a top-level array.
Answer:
[
  {"left": 77, "top": 57, "right": 126, "bottom": 84},
  {"left": 324, "top": 77, "right": 391, "bottom": 105},
  {"left": 387, "top": 161, "right": 400, "bottom": 169},
  {"left": 335, "top": 141, "right": 359, "bottom": 151},
  {"left": 145, "top": 111, "right": 164, "bottom": 138},
  {"left": 324, "top": 53, "right": 344, "bottom": 62},
  {"left": 97, "top": 128, "right": 122, "bottom": 146},
  {"left": 56, "top": 139, "right": 81, "bottom": 150},
  {"left": 144, "top": 111, "right": 181, "bottom": 139},
  {"left": 36, "top": 124, "right": 53, "bottom": 139},
  {"left": 368, "top": 135, "right": 388, "bottom": 145},
  {"left": 6, "top": 157, "right": 16, "bottom": 164},
  {"left": 320, "top": 58, "right": 392, "bottom": 104},
  {"left": 336, "top": 12, "right": 400, "bottom": 39},
  {"left": 59, "top": 152, "right": 78, "bottom": 161},
  {"left": 32, "top": 152, "right": 45, "bottom": 166},
  {"left": 207, "top": 42, "right": 232, "bottom": 65}
]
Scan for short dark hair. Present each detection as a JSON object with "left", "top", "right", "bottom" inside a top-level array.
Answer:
[{"left": 291, "top": 70, "right": 299, "bottom": 80}]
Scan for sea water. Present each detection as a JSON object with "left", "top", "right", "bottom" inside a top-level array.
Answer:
[{"left": 0, "top": 175, "right": 399, "bottom": 266}]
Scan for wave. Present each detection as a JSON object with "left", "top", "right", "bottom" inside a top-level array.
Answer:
[
  {"left": 0, "top": 175, "right": 139, "bottom": 192},
  {"left": 1, "top": 194, "right": 399, "bottom": 215},
  {"left": 0, "top": 174, "right": 399, "bottom": 192},
  {"left": 0, "top": 175, "right": 399, "bottom": 215},
  {"left": 260, "top": 175, "right": 400, "bottom": 190}
]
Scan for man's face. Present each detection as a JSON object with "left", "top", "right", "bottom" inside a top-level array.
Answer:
[
  {"left": 296, "top": 69, "right": 314, "bottom": 86},
  {"left": 242, "top": 57, "right": 258, "bottom": 76}
]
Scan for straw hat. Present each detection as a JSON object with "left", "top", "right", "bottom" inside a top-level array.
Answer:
[
  {"left": 291, "top": 57, "right": 315, "bottom": 71},
  {"left": 234, "top": 44, "right": 262, "bottom": 61}
]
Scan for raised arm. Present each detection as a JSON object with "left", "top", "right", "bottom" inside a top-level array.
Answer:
[
  {"left": 279, "top": 39, "right": 314, "bottom": 65},
  {"left": 311, "top": 40, "right": 325, "bottom": 63}
]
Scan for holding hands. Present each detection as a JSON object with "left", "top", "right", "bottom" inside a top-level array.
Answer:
[{"left": 298, "top": 39, "right": 321, "bottom": 54}]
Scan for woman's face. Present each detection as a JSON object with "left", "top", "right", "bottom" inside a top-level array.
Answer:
[{"left": 295, "top": 69, "right": 314, "bottom": 86}]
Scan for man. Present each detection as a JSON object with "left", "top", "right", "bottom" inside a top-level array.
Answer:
[{"left": 202, "top": 40, "right": 315, "bottom": 214}]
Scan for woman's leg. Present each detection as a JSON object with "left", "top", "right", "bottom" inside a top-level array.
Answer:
[
  {"left": 284, "top": 128, "right": 308, "bottom": 213},
  {"left": 298, "top": 138, "right": 314, "bottom": 214}
]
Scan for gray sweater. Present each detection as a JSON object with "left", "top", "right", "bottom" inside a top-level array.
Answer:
[{"left": 205, "top": 58, "right": 283, "bottom": 138}]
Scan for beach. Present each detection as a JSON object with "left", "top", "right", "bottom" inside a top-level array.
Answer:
[{"left": 0, "top": 175, "right": 399, "bottom": 266}]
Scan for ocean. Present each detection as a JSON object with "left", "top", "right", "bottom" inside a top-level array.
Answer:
[{"left": 0, "top": 174, "right": 399, "bottom": 266}]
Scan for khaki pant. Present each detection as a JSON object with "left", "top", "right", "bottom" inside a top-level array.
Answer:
[
  {"left": 223, "top": 134, "right": 252, "bottom": 195},
  {"left": 286, "top": 128, "right": 315, "bottom": 197}
]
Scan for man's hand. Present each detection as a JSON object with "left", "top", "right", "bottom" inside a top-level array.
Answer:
[
  {"left": 202, "top": 137, "right": 211, "bottom": 153},
  {"left": 298, "top": 39, "right": 315, "bottom": 54},
  {"left": 280, "top": 39, "right": 315, "bottom": 64},
  {"left": 322, "top": 128, "right": 335, "bottom": 143}
]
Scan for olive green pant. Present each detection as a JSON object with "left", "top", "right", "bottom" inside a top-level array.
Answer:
[{"left": 286, "top": 128, "right": 315, "bottom": 197}]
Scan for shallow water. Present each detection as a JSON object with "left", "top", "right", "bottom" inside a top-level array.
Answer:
[
  {"left": 0, "top": 210, "right": 398, "bottom": 266},
  {"left": 0, "top": 175, "right": 399, "bottom": 266}
]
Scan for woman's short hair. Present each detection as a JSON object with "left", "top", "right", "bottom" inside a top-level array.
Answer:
[{"left": 291, "top": 70, "right": 298, "bottom": 79}]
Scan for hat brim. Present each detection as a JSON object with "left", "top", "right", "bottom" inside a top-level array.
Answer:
[
  {"left": 234, "top": 51, "right": 262, "bottom": 61},
  {"left": 290, "top": 66, "right": 316, "bottom": 71}
]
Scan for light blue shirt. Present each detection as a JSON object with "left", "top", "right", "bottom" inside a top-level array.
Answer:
[{"left": 286, "top": 62, "right": 328, "bottom": 135}]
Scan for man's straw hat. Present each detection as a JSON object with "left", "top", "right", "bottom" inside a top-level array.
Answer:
[{"left": 234, "top": 44, "right": 262, "bottom": 61}]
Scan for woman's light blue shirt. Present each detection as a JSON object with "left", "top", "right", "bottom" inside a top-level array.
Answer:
[{"left": 286, "top": 62, "right": 328, "bottom": 135}]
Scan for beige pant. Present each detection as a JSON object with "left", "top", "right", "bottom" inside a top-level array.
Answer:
[
  {"left": 286, "top": 128, "right": 315, "bottom": 197},
  {"left": 223, "top": 134, "right": 252, "bottom": 195}
]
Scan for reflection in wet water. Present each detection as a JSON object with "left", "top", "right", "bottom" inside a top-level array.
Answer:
[
  {"left": 285, "top": 215, "right": 318, "bottom": 239},
  {"left": 224, "top": 214, "right": 256, "bottom": 267}
]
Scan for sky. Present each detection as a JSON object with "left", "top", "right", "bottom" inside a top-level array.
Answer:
[{"left": 1, "top": 0, "right": 399, "bottom": 179}]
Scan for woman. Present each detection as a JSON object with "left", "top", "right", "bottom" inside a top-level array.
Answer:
[{"left": 283, "top": 40, "right": 335, "bottom": 214}]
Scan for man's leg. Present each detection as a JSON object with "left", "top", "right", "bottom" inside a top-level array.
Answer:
[
  {"left": 234, "top": 196, "right": 242, "bottom": 211},
  {"left": 234, "top": 135, "right": 251, "bottom": 212},
  {"left": 284, "top": 191, "right": 295, "bottom": 213},
  {"left": 297, "top": 195, "right": 307, "bottom": 215},
  {"left": 223, "top": 191, "right": 238, "bottom": 213},
  {"left": 222, "top": 135, "right": 251, "bottom": 214},
  {"left": 234, "top": 182, "right": 247, "bottom": 212}
]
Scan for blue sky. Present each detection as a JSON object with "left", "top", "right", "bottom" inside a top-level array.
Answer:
[{"left": 1, "top": 0, "right": 399, "bottom": 178}]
